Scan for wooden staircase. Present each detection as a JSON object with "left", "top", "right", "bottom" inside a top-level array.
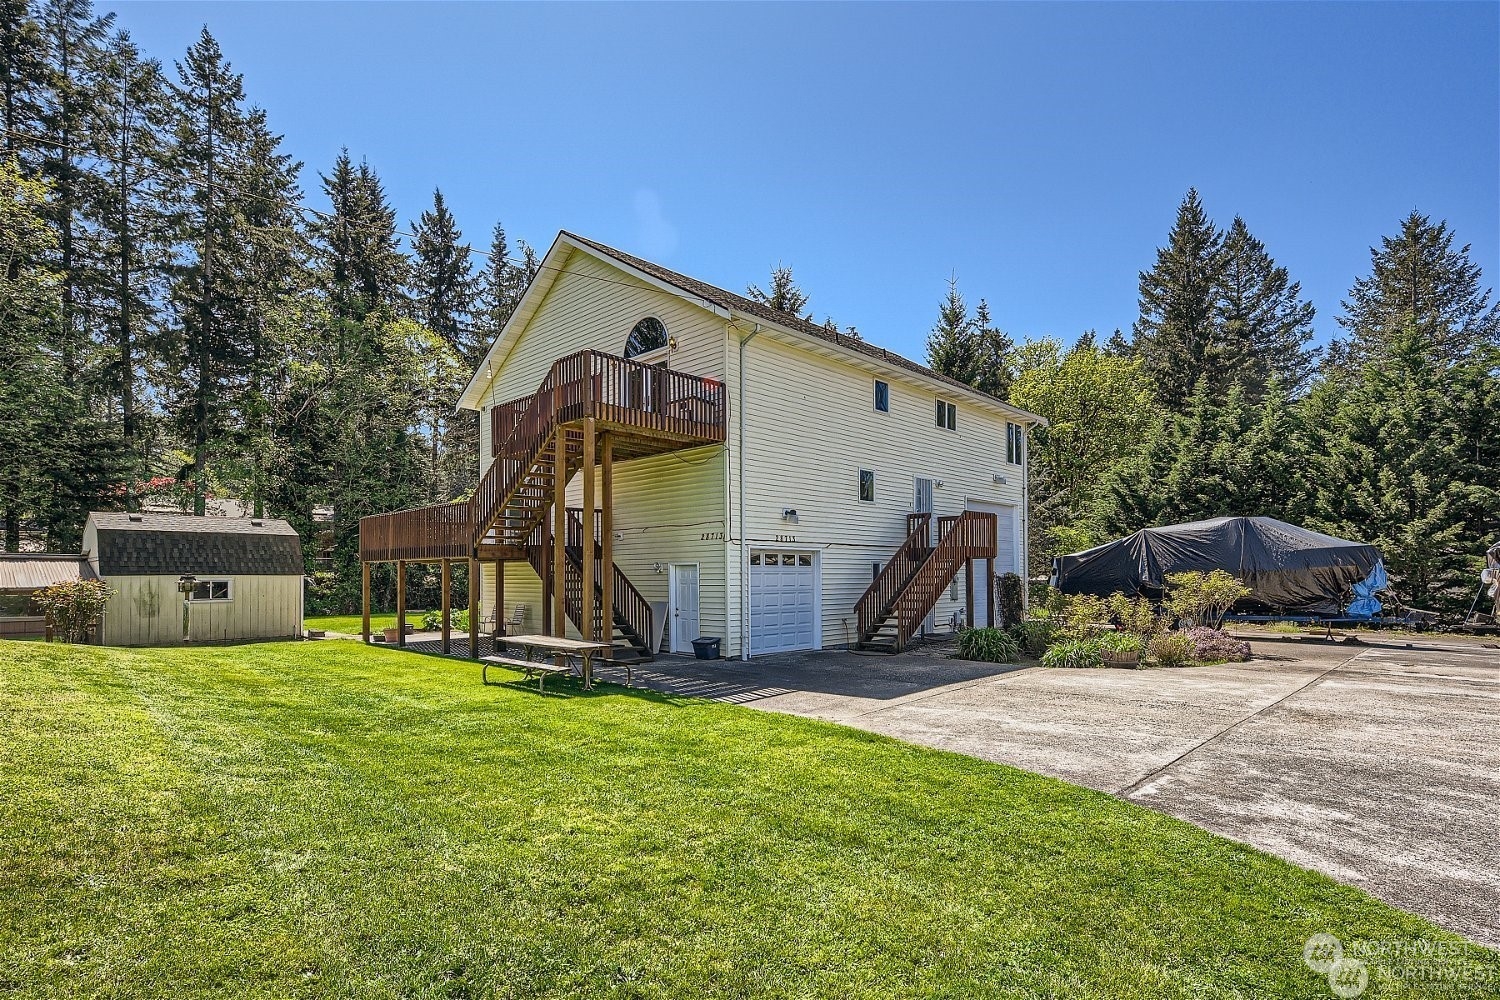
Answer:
[
  {"left": 521, "top": 509, "right": 655, "bottom": 663},
  {"left": 855, "top": 511, "right": 997, "bottom": 652}
]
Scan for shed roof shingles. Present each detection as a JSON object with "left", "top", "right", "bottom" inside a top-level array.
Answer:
[{"left": 89, "top": 514, "right": 304, "bottom": 577}]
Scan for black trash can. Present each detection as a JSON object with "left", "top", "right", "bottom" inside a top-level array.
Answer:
[{"left": 691, "top": 637, "right": 721, "bottom": 660}]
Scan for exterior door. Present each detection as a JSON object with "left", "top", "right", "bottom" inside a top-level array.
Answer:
[
  {"left": 670, "top": 563, "right": 699, "bottom": 653},
  {"left": 749, "top": 551, "right": 818, "bottom": 655},
  {"left": 967, "top": 500, "right": 1018, "bottom": 625}
]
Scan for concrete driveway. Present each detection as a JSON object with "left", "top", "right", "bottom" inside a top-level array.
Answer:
[{"left": 620, "top": 639, "right": 1500, "bottom": 947}]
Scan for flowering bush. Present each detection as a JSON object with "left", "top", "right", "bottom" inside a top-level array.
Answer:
[
  {"left": 1040, "top": 638, "right": 1104, "bottom": 669},
  {"left": 1179, "top": 626, "right": 1252, "bottom": 664},
  {"left": 32, "top": 579, "right": 114, "bottom": 643},
  {"left": 1148, "top": 632, "right": 1195, "bottom": 667}
]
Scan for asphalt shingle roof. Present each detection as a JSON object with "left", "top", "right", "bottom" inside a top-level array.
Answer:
[
  {"left": 564, "top": 232, "right": 1024, "bottom": 408},
  {"left": 89, "top": 513, "right": 304, "bottom": 577}
]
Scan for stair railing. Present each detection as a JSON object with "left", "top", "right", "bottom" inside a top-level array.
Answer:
[
  {"left": 854, "top": 513, "right": 933, "bottom": 641},
  {"left": 882, "top": 511, "right": 997, "bottom": 649}
]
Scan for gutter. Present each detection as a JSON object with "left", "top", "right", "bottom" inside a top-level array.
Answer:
[{"left": 737, "top": 322, "right": 761, "bottom": 660}]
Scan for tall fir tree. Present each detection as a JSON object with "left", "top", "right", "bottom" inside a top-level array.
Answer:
[
  {"left": 746, "top": 263, "right": 810, "bottom": 318},
  {"left": 926, "top": 275, "right": 975, "bottom": 380},
  {"left": 0, "top": 0, "right": 47, "bottom": 170},
  {"left": 409, "top": 187, "right": 478, "bottom": 500},
  {"left": 1133, "top": 188, "right": 1225, "bottom": 410},
  {"left": 1215, "top": 216, "right": 1318, "bottom": 396}
]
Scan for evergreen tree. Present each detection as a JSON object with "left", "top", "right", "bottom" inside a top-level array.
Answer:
[
  {"left": 1336, "top": 211, "right": 1500, "bottom": 365},
  {"left": 87, "top": 28, "right": 171, "bottom": 506},
  {"left": 747, "top": 263, "right": 810, "bottom": 318},
  {"left": 1133, "top": 188, "right": 1225, "bottom": 410},
  {"left": 162, "top": 28, "right": 297, "bottom": 516},
  {"left": 1215, "top": 216, "right": 1318, "bottom": 396},
  {"left": 968, "top": 299, "right": 1014, "bottom": 398},
  {"left": 475, "top": 220, "right": 528, "bottom": 336},
  {"left": 409, "top": 188, "right": 479, "bottom": 501},
  {"left": 410, "top": 188, "right": 478, "bottom": 361},
  {"left": 0, "top": 0, "right": 47, "bottom": 170},
  {"left": 36, "top": 0, "right": 114, "bottom": 387},
  {"left": 314, "top": 150, "right": 406, "bottom": 324},
  {"left": 926, "top": 275, "right": 974, "bottom": 379}
]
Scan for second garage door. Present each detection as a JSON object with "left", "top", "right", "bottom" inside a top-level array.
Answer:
[{"left": 749, "top": 551, "right": 818, "bottom": 655}]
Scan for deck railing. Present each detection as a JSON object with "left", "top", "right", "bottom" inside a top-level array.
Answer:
[
  {"left": 360, "top": 348, "right": 726, "bottom": 564},
  {"left": 854, "top": 513, "right": 932, "bottom": 642},
  {"left": 859, "top": 511, "right": 997, "bottom": 650}
]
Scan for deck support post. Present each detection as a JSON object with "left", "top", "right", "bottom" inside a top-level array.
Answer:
[
  {"left": 965, "top": 558, "right": 975, "bottom": 630},
  {"left": 541, "top": 509, "right": 552, "bottom": 636},
  {"left": 581, "top": 418, "right": 596, "bottom": 642},
  {"left": 985, "top": 557, "right": 994, "bottom": 627},
  {"left": 361, "top": 562, "right": 371, "bottom": 643},
  {"left": 440, "top": 558, "right": 452, "bottom": 654},
  {"left": 395, "top": 559, "right": 407, "bottom": 647},
  {"left": 552, "top": 431, "right": 566, "bottom": 637},
  {"left": 467, "top": 556, "right": 480, "bottom": 658},
  {"left": 600, "top": 432, "right": 614, "bottom": 656},
  {"left": 495, "top": 559, "right": 506, "bottom": 637}
]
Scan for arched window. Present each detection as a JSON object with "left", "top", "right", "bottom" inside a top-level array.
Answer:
[{"left": 624, "top": 317, "right": 668, "bottom": 359}]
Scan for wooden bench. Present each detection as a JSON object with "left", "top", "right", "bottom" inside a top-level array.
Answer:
[{"left": 481, "top": 655, "right": 573, "bottom": 691}]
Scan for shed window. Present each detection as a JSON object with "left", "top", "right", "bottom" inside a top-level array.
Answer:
[
  {"left": 858, "top": 469, "right": 875, "bottom": 503},
  {"left": 935, "top": 399, "right": 956, "bottom": 431},
  {"left": 189, "top": 579, "right": 232, "bottom": 602},
  {"left": 625, "top": 317, "right": 668, "bottom": 359},
  {"left": 1006, "top": 422, "right": 1025, "bottom": 465},
  {"left": 873, "top": 380, "right": 890, "bottom": 413}
]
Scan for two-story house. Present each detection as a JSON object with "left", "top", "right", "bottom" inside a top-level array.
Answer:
[{"left": 358, "top": 232, "right": 1044, "bottom": 662}]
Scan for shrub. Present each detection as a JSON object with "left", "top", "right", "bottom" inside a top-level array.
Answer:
[
  {"left": 420, "top": 609, "right": 471, "bottom": 632},
  {"left": 1105, "top": 592, "right": 1168, "bottom": 638},
  {"left": 956, "top": 627, "right": 1020, "bottom": 663},
  {"left": 32, "top": 579, "right": 114, "bottom": 643},
  {"left": 1148, "top": 632, "right": 1195, "bottom": 666},
  {"left": 1046, "top": 592, "right": 1111, "bottom": 640},
  {"left": 1163, "top": 570, "right": 1251, "bottom": 628},
  {"left": 1098, "top": 631, "right": 1145, "bottom": 654},
  {"left": 996, "top": 573, "right": 1025, "bottom": 628},
  {"left": 1040, "top": 638, "right": 1104, "bottom": 669},
  {"left": 1008, "top": 615, "right": 1056, "bottom": 655},
  {"left": 1179, "top": 626, "right": 1252, "bottom": 664}
]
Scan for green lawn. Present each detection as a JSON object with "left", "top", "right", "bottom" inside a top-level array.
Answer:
[
  {"left": 304, "top": 611, "right": 429, "bottom": 635},
  {"left": 2, "top": 641, "right": 1492, "bottom": 999}
]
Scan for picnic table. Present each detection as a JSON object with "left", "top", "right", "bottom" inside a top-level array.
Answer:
[{"left": 483, "top": 634, "right": 616, "bottom": 691}]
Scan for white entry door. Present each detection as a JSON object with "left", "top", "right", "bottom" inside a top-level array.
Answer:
[
  {"left": 749, "top": 551, "right": 818, "bottom": 655},
  {"left": 670, "top": 563, "right": 700, "bottom": 653},
  {"left": 914, "top": 477, "right": 935, "bottom": 632},
  {"left": 967, "top": 500, "right": 1018, "bottom": 625}
]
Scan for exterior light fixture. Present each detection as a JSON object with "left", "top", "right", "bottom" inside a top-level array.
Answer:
[{"left": 781, "top": 508, "right": 798, "bottom": 521}]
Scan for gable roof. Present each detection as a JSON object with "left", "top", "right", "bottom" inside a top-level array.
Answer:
[
  {"left": 0, "top": 553, "right": 96, "bottom": 592},
  {"left": 458, "top": 231, "right": 1046, "bottom": 426},
  {"left": 87, "top": 513, "right": 304, "bottom": 577}
]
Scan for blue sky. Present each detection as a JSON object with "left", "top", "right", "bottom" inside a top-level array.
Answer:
[{"left": 114, "top": 1, "right": 1498, "bottom": 359}]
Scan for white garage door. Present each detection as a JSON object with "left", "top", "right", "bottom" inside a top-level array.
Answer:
[{"left": 749, "top": 551, "right": 818, "bottom": 655}]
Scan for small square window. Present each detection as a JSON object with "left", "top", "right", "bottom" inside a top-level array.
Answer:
[
  {"left": 798, "top": 554, "right": 812, "bottom": 567},
  {"left": 750, "top": 554, "right": 761, "bottom": 566},
  {"left": 874, "top": 380, "right": 889, "bottom": 413},
  {"left": 189, "top": 579, "right": 231, "bottom": 601},
  {"left": 858, "top": 469, "right": 875, "bottom": 503}
]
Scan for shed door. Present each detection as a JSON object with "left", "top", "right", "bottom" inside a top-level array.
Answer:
[{"left": 749, "top": 551, "right": 817, "bottom": 655}]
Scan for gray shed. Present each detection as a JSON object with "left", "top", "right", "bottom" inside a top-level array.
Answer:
[{"left": 83, "top": 512, "right": 305, "bottom": 645}]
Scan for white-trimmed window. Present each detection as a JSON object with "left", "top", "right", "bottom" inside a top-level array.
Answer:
[
  {"left": 189, "top": 579, "right": 232, "bottom": 602},
  {"left": 935, "top": 399, "right": 956, "bottom": 431},
  {"left": 873, "top": 379, "right": 890, "bottom": 413},
  {"left": 858, "top": 469, "right": 875, "bottom": 502},
  {"left": 624, "top": 316, "right": 669, "bottom": 359},
  {"left": 1006, "top": 422, "right": 1025, "bottom": 465}
]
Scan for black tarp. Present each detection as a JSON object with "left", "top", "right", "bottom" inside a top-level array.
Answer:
[{"left": 1053, "top": 516, "right": 1381, "bottom": 614}]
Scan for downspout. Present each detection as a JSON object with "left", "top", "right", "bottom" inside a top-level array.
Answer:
[{"left": 737, "top": 321, "right": 761, "bottom": 659}]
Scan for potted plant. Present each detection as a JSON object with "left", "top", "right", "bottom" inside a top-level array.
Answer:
[
  {"left": 1098, "top": 631, "right": 1144, "bottom": 667},
  {"left": 382, "top": 626, "right": 401, "bottom": 643}
]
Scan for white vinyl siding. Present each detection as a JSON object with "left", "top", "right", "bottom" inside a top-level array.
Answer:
[{"left": 728, "top": 331, "right": 1028, "bottom": 655}]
